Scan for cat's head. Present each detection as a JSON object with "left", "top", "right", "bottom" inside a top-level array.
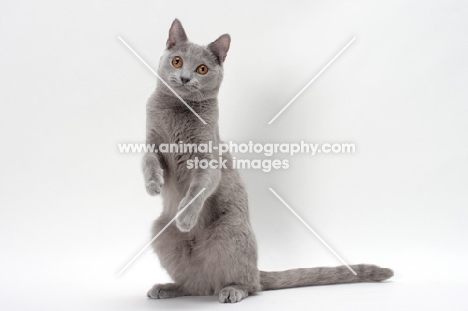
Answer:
[{"left": 157, "top": 19, "right": 230, "bottom": 101}]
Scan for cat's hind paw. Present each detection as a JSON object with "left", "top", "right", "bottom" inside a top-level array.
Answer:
[
  {"left": 147, "top": 283, "right": 183, "bottom": 299},
  {"left": 218, "top": 286, "right": 248, "bottom": 303}
]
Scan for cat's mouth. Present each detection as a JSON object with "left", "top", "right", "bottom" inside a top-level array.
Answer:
[
  {"left": 183, "top": 84, "right": 200, "bottom": 92},
  {"left": 176, "top": 83, "right": 200, "bottom": 94}
]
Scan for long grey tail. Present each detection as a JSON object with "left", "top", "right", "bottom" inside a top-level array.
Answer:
[{"left": 260, "top": 264, "right": 394, "bottom": 291}]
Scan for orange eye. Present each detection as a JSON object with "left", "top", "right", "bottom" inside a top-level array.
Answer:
[
  {"left": 172, "top": 56, "right": 183, "bottom": 68},
  {"left": 197, "top": 64, "right": 208, "bottom": 75}
]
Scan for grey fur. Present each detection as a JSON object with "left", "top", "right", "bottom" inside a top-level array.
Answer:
[{"left": 143, "top": 19, "right": 393, "bottom": 303}]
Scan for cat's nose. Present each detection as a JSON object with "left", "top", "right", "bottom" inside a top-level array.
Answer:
[{"left": 181, "top": 77, "right": 190, "bottom": 84}]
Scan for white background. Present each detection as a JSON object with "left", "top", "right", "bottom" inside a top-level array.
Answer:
[{"left": 1, "top": 0, "right": 467, "bottom": 310}]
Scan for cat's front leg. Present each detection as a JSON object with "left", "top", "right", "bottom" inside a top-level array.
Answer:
[
  {"left": 175, "top": 191, "right": 205, "bottom": 232},
  {"left": 175, "top": 153, "right": 221, "bottom": 232},
  {"left": 142, "top": 153, "right": 164, "bottom": 195}
]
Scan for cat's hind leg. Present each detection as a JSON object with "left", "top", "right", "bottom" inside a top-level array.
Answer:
[
  {"left": 218, "top": 285, "right": 249, "bottom": 303},
  {"left": 147, "top": 283, "right": 188, "bottom": 299}
]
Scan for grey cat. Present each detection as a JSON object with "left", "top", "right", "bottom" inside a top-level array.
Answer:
[{"left": 142, "top": 19, "right": 393, "bottom": 303}]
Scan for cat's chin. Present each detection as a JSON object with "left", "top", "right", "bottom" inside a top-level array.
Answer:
[
  {"left": 170, "top": 83, "right": 195, "bottom": 92},
  {"left": 165, "top": 81, "right": 210, "bottom": 100},
  {"left": 180, "top": 85, "right": 204, "bottom": 97},
  {"left": 183, "top": 86, "right": 199, "bottom": 92}
]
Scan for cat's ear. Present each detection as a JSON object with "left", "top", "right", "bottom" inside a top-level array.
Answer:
[
  {"left": 166, "top": 19, "right": 188, "bottom": 49},
  {"left": 208, "top": 34, "right": 231, "bottom": 64}
]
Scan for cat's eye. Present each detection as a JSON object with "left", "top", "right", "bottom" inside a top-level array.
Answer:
[
  {"left": 197, "top": 64, "right": 208, "bottom": 75},
  {"left": 172, "top": 56, "right": 183, "bottom": 68}
]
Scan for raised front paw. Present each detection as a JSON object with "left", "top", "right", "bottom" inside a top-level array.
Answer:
[
  {"left": 145, "top": 176, "right": 163, "bottom": 196},
  {"left": 175, "top": 209, "right": 198, "bottom": 232},
  {"left": 175, "top": 196, "right": 200, "bottom": 232},
  {"left": 142, "top": 153, "right": 164, "bottom": 196}
]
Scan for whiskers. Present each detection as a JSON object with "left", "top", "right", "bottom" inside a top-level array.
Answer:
[
  {"left": 185, "top": 81, "right": 206, "bottom": 102},
  {"left": 168, "top": 75, "right": 180, "bottom": 85},
  {"left": 193, "top": 89, "right": 206, "bottom": 102},
  {"left": 166, "top": 74, "right": 206, "bottom": 102}
]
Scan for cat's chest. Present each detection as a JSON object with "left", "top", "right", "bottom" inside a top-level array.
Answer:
[
  {"left": 156, "top": 114, "right": 203, "bottom": 177},
  {"left": 158, "top": 107, "right": 215, "bottom": 146},
  {"left": 166, "top": 125, "right": 198, "bottom": 145}
]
